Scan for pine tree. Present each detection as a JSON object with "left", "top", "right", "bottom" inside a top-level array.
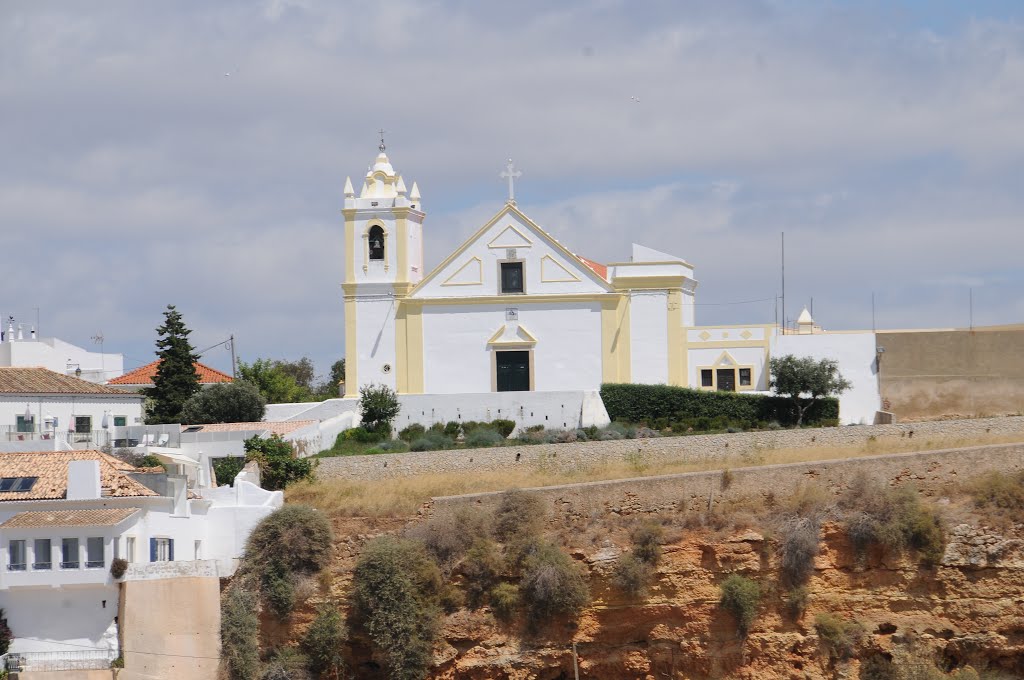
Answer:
[{"left": 145, "top": 305, "right": 201, "bottom": 424}]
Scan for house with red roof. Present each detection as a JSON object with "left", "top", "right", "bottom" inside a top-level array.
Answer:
[{"left": 107, "top": 359, "right": 233, "bottom": 392}]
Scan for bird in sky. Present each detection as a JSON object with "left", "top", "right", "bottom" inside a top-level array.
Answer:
[{"left": 630, "top": 95, "right": 640, "bottom": 103}]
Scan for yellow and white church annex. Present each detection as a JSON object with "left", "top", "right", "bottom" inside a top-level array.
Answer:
[{"left": 341, "top": 147, "right": 881, "bottom": 424}]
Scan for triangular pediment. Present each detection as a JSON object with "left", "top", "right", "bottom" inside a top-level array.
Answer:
[
  {"left": 487, "top": 324, "right": 538, "bottom": 346},
  {"left": 410, "top": 203, "right": 613, "bottom": 298}
]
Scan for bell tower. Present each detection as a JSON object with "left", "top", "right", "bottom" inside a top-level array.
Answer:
[{"left": 341, "top": 141, "right": 425, "bottom": 397}]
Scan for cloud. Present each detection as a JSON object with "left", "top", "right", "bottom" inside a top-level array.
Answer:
[{"left": 2, "top": 0, "right": 1023, "bottom": 376}]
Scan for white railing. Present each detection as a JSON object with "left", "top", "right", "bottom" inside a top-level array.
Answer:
[{"left": 5, "top": 648, "right": 116, "bottom": 671}]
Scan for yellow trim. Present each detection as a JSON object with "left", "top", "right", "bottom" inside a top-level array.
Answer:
[
  {"left": 344, "top": 215, "right": 355, "bottom": 284},
  {"left": 696, "top": 351, "right": 756, "bottom": 392},
  {"left": 691, "top": 323, "right": 776, "bottom": 330},
  {"left": 606, "top": 259, "right": 696, "bottom": 268},
  {"left": 395, "top": 214, "right": 408, "bottom": 284},
  {"left": 395, "top": 304, "right": 408, "bottom": 393},
  {"left": 487, "top": 224, "right": 534, "bottom": 249},
  {"left": 687, "top": 339, "right": 767, "bottom": 349},
  {"left": 667, "top": 289, "right": 684, "bottom": 386},
  {"left": 490, "top": 347, "right": 536, "bottom": 392},
  {"left": 343, "top": 298, "right": 358, "bottom": 397},
  {"left": 409, "top": 203, "right": 613, "bottom": 296},
  {"left": 441, "top": 257, "right": 484, "bottom": 287},
  {"left": 540, "top": 254, "right": 582, "bottom": 283},
  {"left": 600, "top": 295, "right": 631, "bottom": 383},
  {"left": 402, "top": 302, "right": 424, "bottom": 393},
  {"left": 487, "top": 324, "right": 538, "bottom": 346},
  {"left": 404, "top": 292, "right": 611, "bottom": 306},
  {"left": 612, "top": 275, "right": 687, "bottom": 290}
]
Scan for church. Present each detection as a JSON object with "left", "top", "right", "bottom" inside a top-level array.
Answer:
[{"left": 341, "top": 146, "right": 880, "bottom": 424}]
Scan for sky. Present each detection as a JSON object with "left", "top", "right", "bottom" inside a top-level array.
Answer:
[{"left": 2, "top": 0, "right": 1022, "bottom": 381}]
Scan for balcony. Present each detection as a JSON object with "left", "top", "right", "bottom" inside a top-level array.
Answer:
[{"left": 1, "top": 427, "right": 111, "bottom": 449}]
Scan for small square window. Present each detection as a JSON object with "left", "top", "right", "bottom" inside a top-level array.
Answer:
[
  {"left": 113, "top": 416, "right": 127, "bottom": 427},
  {"left": 701, "top": 369, "right": 713, "bottom": 387},
  {"left": 739, "top": 368, "right": 752, "bottom": 386},
  {"left": 500, "top": 262, "right": 524, "bottom": 294}
]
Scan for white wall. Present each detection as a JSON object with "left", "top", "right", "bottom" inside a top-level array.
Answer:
[
  {"left": 353, "top": 292, "right": 398, "bottom": 392},
  {"left": 4, "top": 587, "right": 119, "bottom": 658},
  {"left": 773, "top": 331, "right": 881, "bottom": 425},
  {"left": 420, "top": 302, "right": 603, "bottom": 394},
  {"left": 629, "top": 291, "right": 669, "bottom": 384},
  {"left": 0, "top": 336, "right": 124, "bottom": 384},
  {"left": 391, "top": 390, "right": 610, "bottom": 432},
  {"left": 687, "top": 345, "right": 769, "bottom": 391},
  {"left": 0, "top": 395, "right": 144, "bottom": 443}
]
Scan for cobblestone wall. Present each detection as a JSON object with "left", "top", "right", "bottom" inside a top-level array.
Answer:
[{"left": 316, "top": 415, "right": 1024, "bottom": 481}]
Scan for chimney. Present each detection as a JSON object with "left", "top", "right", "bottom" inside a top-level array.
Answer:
[
  {"left": 6, "top": 318, "right": 13, "bottom": 343},
  {"left": 67, "top": 460, "right": 101, "bottom": 500},
  {"left": 16, "top": 324, "right": 23, "bottom": 341},
  {"left": 30, "top": 326, "right": 36, "bottom": 340}
]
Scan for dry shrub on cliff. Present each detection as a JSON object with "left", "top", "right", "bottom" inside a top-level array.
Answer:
[
  {"left": 968, "top": 470, "right": 1024, "bottom": 519},
  {"left": 406, "top": 506, "right": 490, "bottom": 574},
  {"left": 630, "top": 520, "right": 664, "bottom": 566},
  {"left": 840, "top": 475, "right": 946, "bottom": 566},
  {"left": 352, "top": 536, "right": 442, "bottom": 680},
  {"left": 519, "top": 541, "right": 590, "bottom": 631},
  {"left": 493, "top": 489, "right": 545, "bottom": 543},
  {"left": 301, "top": 605, "right": 347, "bottom": 679},
  {"left": 778, "top": 516, "right": 821, "bottom": 587},
  {"left": 460, "top": 539, "right": 503, "bottom": 608},
  {"left": 489, "top": 582, "right": 519, "bottom": 622},
  {"left": 813, "top": 612, "right": 864, "bottom": 661},
  {"left": 221, "top": 585, "right": 261, "bottom": 680},
  {"left": 719, "top": 574, "right": 761, "bottom": 637},
  {"left": 611, "top": 553, "right": 654, "bottom": 598}
]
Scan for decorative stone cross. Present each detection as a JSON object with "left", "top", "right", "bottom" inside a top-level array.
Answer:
[{"left": 500, "top": 158, "right": 522, "bottom": 204}]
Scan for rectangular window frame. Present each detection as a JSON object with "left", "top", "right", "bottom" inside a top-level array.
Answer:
[
  {"left": 492, "top": 349, "right": 534, "bottom": 393},
  {"left": 61, "top": 538, "right": 80, "bottom": 569},
  {"left": 8, "top": 540, "right": 26, "bottom": 571},
  {"left": 700, "top": 369, "right": 713, "bottom": 387},
  {"left": 15, "top": 415, "right": 35, "bottom": 433},
  {"left": 74, "top": 416, "right": 92, "bottom": 434},
  {"left": 696, "top": 363, "right": 757, "bottom": 392},
  {"left": 113, "top": 416, "right": 127, "bottom": 427},
  {"left": 86, "top": 537, "right": 105, "bottom": 569},
  {"left": 739, "top": 368, "right": 752, "bottom": 386},
  {"left": 498, "top": 260, "right": 525, "bottom": 295},
  {"left": 33, "top": 538, "right": 52, "bottom": 570},
  {"left": 125, "top": 536, "right": 136, "bottom": 563}
]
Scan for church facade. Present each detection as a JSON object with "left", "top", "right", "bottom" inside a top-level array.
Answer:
[{"left": 342, "top": 149, "right": 880, "bottom": 424}]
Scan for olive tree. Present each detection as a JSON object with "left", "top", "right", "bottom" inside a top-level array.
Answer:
[{"left": 769, "top": 355, "right": 851, "bottom": 426}]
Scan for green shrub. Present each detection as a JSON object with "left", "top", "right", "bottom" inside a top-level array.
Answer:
[
  {"left": 600, "top": 383, "right": 839, "bottom": 428},
  {"left": 370, "top": 439, "right": 409, "bottom": 453},
  {"left": 245, "top": 505, "right": 333, "bottom": 577},
  {"left": 244, "top": 435, "right": 313, "bottom": 491},
  {"left": 137, "top": 454, "right": 164, "bottom": 468},
  {"left": 406, "top": 506, "right": 491, "bottom": 572},
  {"left": 410, "top": 431, "right": 454, "bottom": 452},
  {"left": 261, "top": 558, "right": 296, "bottom": 618},
  {"left": 465, "top": 428, "right": 505, "bottom": 448},
  {"left": 213, "top": 457, "right": 247, "bottom": 486},
  {"left": 341, "top": 426, "right": 385, "bottom": 444},
  {"left": 460, "top": 421, "right": 485, "bottom": 434},
  {"left": 813, "top": 612, "right": 864, "bottom": 661},
  {"left": 969, "top": 470, "right": 1024, "bottom": 515},
  {"left": 0, "top": 608, "right": 11, "bottom": 656},
  {"left": 359, "top": 383, "right": 401, "bottom": 435},
  {"left": 493, "top": 490, "right": 545, "bottom": 543},
  {"left": 611, "top": 553, "right": 653, "bottom": 598},
  {"left": 840, "top": 476, "right": 946, "bottom": 565},
  {"left": 221, "top": 586, "right": 260, "bottom": 680},
  {"left": 784, "top": 585, "right": 809, "bottom": 619},
  {"left": 518, "top": 542, "right": 589, "bottom": 630},
  {"left": 778, "top": 516, "right": 820, "bottom": 587},
  {"left": 302, "top": 605, "right": 347, "bottom": 679},
  {"left": 444, "top": 421, "right": 462, "bottom": 438},
  {"left": 461, "top": 540, "right": 503, "bottom": 608},
  {"left": 631, "top": 521, "right": 663, "bottom": 566},
  {"left": 491, "top": 419, "right": 516, "bottom": 438},
  {"left": 605, "top": 421, "right": 636, "bottom": 439},
  {"left": 260, "top": 649, "right": 311, "bottom": 680},
  {"left": 352, "top": 537, "right": 442, "bottom": 680},
  {"left": 398, "top": 424, "right": 426, "bottom": 442},
  {"left": 719, "top": 574, "right": 760, "bottom": 637},
  {"left": 490, "top": 583, "right": 519, "bottom": 621}
]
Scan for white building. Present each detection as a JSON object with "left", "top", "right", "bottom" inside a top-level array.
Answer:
[
  {"left": 0, "top": 323, "right": 124, "bottom": 385},
  {"left": 342, "top": 148, "right": 880, "bottom": 424},
  {"left": 0, "top": 449, "right": 282, "bottom": 672},
  {"left": 0, "top": 367, "right": 145, "bottom": 449}
]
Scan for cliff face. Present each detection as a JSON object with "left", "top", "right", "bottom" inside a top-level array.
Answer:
[{"left": 315, "top": 515, "right": 1024, "bottom": 680}]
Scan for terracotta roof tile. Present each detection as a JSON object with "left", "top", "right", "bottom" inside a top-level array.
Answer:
[
  {"left": 183, "top": 420, "right": 316, "bottom": 436},
  {"left": 108, "top": 360, "right": 233, "bottom": 386},
  {"left": 0, "top": 368, "right": 141, "bottom": 396},
  {"left": 1, "top": 507, "right": 140, "bottom": 529},
  {"left": 0, "top": 451, "right": 159, "bottom": 501},
  {"left": 576, "top": 255, "right": 608, "bottom": 280}
]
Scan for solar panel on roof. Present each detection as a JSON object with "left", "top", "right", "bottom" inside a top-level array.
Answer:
[{"left": 0, "top": 477, "right": 37, "bottom": 492}]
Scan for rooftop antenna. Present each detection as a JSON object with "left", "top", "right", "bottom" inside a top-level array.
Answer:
[
  {"left": 91, "top": 332, "right": 105, "bottom": 379},
  {"left": 378, "top": 128, "right": 386, "bottom": 153},
  {"left": 780, "top": 232, "right": 786, "bottom": 334}
]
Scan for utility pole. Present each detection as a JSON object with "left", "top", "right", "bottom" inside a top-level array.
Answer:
[
  {"left": 781, "top": 232, "right": 785, "bottom": 334},
  {"left": 229, "top": 335, "right": 237, "bottom": 378},
  {"left": 572, "top": 641, "right": 580, "bottom": 680}
]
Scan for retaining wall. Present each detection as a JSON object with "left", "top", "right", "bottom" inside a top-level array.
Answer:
[
  {"left": 431, "top": 442, "right": 1024, "bottom": 517},
  {"left": 316, "top": 415, "right": 1024, "bottom": 481}
]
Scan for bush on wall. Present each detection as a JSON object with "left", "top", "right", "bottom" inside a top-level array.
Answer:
[{"left": 600, "top": 383, "right": 839, "bottom": 428}]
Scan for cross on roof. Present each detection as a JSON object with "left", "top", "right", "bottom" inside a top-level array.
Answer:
[
  {"left": 378, "top": 128, "right": 386, "bottom": 152},
  {"left": 499, "top": 158, "right": 522, "bottom": 204}
]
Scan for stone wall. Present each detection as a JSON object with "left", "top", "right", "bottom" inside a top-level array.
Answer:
[
  {"left": 878, "top": 325, "right": 1024, "bottom": 420},
  {"left": 316, "top": 415, "right": 1024, "bottom": 481},
  {"left": 431, "top": 442, "right": 1024, "bottom": 517}
]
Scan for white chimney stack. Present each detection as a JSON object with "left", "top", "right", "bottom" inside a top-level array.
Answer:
[{"left": 67, "top": 460, "right": 102, "bottom": 500}]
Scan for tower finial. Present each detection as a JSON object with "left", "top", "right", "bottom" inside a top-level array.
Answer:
[{"left": 378, "top": 128, "right": 386, "bottom": 153}]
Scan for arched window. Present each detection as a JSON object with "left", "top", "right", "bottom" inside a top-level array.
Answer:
[{"left": 368, "top": 225, "right": 385, "bottom": 261}]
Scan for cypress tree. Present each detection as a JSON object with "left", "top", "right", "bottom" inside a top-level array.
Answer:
[{"left": 145, "top": 304, "right": 201, "bottom": 424}]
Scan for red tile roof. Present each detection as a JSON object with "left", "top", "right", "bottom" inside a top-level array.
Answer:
[
  {"left": 576, "top": 255, "right": 608, "bottom": 280},
  {"left": 0, "top": 450, "right": 158, "bottom": 501},
  {"left": 109, "top": 360, "right": 234, "bottom": 386},
  {"left": 0, "top": 368, "right": 140, "bottom": 396}
]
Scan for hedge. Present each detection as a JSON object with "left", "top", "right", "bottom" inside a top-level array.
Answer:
[{"left": 600, "top": 383, "right": 838, "bottom": 427}]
